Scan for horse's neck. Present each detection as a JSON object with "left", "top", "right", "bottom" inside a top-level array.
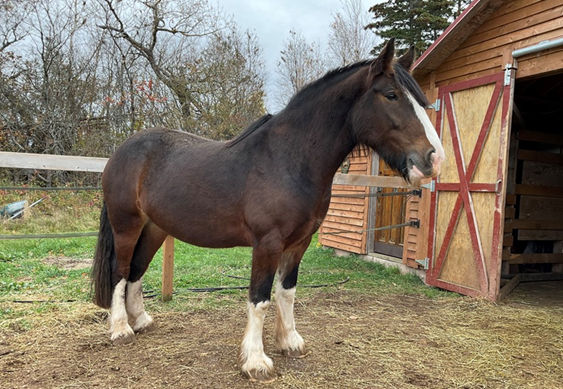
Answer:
[{"left": 273, "top": 105, "right": 358, "bottom": 187}]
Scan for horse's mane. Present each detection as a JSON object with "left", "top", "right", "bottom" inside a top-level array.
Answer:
[
  {"left": 285, "top": 61, "right": 371, "bottom": 108},
  {"left": 309, "top": 60, "right": 372, "bottom": 89},
  {"left": 286, "top": 59, "right": 429, "bottom": 109},
  {"left": 225, "top": 113, "right": 273, "bottom": 148},
  {"left": 225, "top": 59, "right": 429, "bottom": 150}
]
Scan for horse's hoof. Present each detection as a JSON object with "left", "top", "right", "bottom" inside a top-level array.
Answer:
[
  {"left": 111, "top": 329, "right": 135, "bottom": 346},
  {"left": 282, "top": 347, "right": 310, "bottom": 359},
  {"left": 135, "top": 322, "right": 155, "bottom": 334},
  {"left": 133, "top": 314, "right": 155, "bottom": 333},
  {"left": 243, "top": 368, "right": 278, "bottom": 383}
]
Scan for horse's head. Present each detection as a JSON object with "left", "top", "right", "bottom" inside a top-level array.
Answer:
[{"left": 351, "top": 39, "right": 445, "bottom": 187}]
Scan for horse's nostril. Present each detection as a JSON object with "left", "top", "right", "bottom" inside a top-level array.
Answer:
[{"left": 427, "top": 149, "right": 436, "bottom": 162}]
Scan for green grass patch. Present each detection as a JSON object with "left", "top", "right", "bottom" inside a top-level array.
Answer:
[{"left": 0, "top": 233, "right": 453, "bottom": 327}]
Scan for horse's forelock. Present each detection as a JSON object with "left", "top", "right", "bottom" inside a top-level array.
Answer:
[{"left": 393, "top": 64, "right": 429, "bottom": 108}]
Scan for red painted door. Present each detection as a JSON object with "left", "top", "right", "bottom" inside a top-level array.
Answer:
[{"left": 426, "top": 71, "right": 515, "bottom": 301}]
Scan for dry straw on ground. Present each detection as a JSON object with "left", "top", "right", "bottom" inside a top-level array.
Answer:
[{"left": 1, "top": 285, "right": 562, "bottom": 389}]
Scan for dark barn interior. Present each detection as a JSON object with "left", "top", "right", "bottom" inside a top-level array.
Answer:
[{"left": 501, "top": 71, "right": 563, "bottom": 300}]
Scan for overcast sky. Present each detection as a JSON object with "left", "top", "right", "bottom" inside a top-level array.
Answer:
[{"left": 217, "top": 0, "right": 375, "bottom": 112}]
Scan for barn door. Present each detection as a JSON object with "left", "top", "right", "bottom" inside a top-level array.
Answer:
[{"left": 427, "top": 71, "right": 515, "bottom": 301}]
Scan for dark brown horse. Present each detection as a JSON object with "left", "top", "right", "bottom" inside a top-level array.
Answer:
[{"left": 92, "top": 39, "right": 445, "bottom": 382}]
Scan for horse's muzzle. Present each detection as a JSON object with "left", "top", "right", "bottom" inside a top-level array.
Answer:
[
  {"left": 407, "top": 149, "right": 444, "bottom": 186},
  {"left": 429, "top": 151, "right": 444, "bottom": 177}
]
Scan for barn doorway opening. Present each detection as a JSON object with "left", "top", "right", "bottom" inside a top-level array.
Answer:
[
  {"left": 502, "top": 71, "right": 563, "bottom": 298},
  {"left": 368, "top": 157, "right": 409, "bottom": 259}
]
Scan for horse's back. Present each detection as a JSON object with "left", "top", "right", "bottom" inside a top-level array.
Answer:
[{"left": 103, "top": 128, "right": 253, "bottom": 247}]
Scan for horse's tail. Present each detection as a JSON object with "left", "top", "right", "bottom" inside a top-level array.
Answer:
[{"left": 92, "top": 202, "right": 115, "bottom": 309}]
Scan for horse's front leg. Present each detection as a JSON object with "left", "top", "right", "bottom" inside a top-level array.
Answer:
[
  {"left": 240, "top": 236, "right": 281, "bottom": 382},
  {"left": 275, "top": 240, "right": 310, "bottom": 358}
]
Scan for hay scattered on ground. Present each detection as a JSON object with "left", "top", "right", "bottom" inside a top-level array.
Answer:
[
  {"left": 1, "top": 290, "right": 562, "bottom": 389},
  {"left": 42, "top": 256, "right": 92, "bottom": 270}
]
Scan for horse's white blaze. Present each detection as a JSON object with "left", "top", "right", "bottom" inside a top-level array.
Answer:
[
  {"left": 274, "top": 282, "right": 304, "bottom": 352},
  {"left": 126, "top": 279, "right": 153, "bottom": 332},
  {"left": 109, "top": 278, "right": 134, "bottom": 342},
  {"left": 406, "top": 91, "right": 446, "bottom": 173},
  {"left": 240, "top": 301, "right": 274, "bottom": 376}
]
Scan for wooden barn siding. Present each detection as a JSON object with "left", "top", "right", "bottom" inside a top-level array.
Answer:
[
  {"left": 319, "top": 153, "right": 371, "bottom": 254},
  {"left": 418, "top": 0, "right": 563, "bottom": 89},
  {"left": 403, "top": 195, "right": 422, "bottom": 268}
]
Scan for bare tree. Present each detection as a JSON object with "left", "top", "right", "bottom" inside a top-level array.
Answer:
[
  {"left": 24, "top": 0, "right": 105, "bottom": 156},
  {"left": 328, "top": 0, "right": 379, "bottom": 67},
  {"left": 0, "top": 0, "right": 112, "bottom": 184},
  {"left": 0, "top": 0, "right": 31, "bottom": 52},
  {"left": 98, "top": 0, "right": 229, "bottom": 125},
  {"left": 275, "top": 30, "right": 326, "bottom": 108},
  {"left": 188, "top": 27, "right": 266, "bottom": 139},
  {"left": 0, "top": 0, "right": 33, "bottom": 152}
]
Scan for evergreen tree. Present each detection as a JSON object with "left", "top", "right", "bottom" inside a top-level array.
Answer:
[{"left": 366, "top": 0, "right": 471, "bottom": 55}]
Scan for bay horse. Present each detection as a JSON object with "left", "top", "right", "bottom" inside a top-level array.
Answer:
[{"left": 92, "top": 39, "right": 445, "bottom": 382}]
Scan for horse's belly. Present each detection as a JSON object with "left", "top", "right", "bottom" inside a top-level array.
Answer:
[
  {"left": 175, "top": 229, "right": 250, "bottom": 249},
  {"left": 151, "top": 212, "right": 251, "bottom": 249}
]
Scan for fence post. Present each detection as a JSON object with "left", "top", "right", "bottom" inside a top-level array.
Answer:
[{"left": 162, "top": 235, "right": 174, "bottom": 301}]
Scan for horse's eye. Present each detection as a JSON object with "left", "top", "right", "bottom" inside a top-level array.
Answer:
[{"left": 385, "top": 92, "right": 398, "bottom": 101}]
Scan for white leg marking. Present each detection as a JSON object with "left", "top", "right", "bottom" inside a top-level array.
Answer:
[
  {"left": 407, "top": 91, "right": 446, "bottom": 173},
  {"left": 126, "top": 279, "right": 154, "bottom": 333},
  {"left": 240, "top": 301, "right": 276, "bottom": 381},
  {"left": 109, "top": 278, "right": 135, "bottom": 344},
  {"left": 274, "top": 280, "right": 307, "bottom": 357}
]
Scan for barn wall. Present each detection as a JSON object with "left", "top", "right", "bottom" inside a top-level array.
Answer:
[
  {"left": 418, "top": 0, "right": 563, "bottom": 90},
  {"left": 319, "top": 150, "right": 371, "bottom": 254}
]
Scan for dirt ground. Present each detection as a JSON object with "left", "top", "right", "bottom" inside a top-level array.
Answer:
[{"left": 1, "top": 284, "right": 562, "bottom": 389}]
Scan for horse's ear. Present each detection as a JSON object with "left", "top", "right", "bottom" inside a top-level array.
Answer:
[
  {"left": 370, "top": 38, "right": 395, "bottom": 77},
  {"left": 398, "top": 46, "right": 415, "bottom": 72}
]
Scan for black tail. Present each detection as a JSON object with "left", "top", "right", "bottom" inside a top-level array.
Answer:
[{"left": 92, "top": 202, "right": 115, "bottom": 309}]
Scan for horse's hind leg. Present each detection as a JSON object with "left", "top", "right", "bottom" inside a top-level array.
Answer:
[
  {"left": 108, "top": 211, "right": 146, "bottom": 345},
  {"left": 126, "top": 221, "right": 167, "bottom": 333},
  {"left": 275, "top": 237, "right": 311, "bottom": 358},
  {"left": 109, "top": 225, "right": 143, "bottom": 345}
]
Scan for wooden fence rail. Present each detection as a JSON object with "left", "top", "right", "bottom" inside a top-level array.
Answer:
[{"left": 0, "top": 151, "right": 107, "bottom": 172}]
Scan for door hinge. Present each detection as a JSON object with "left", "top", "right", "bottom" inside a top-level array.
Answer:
[
  {"left": 429, "top": 99, "right": 441, "bottom": 111},
  {"left": 421, "top": 180, "right": 435, "bottom": 192},
  {"left": 415, "top": 257, "right": 429, "bottom": 270},
  {"left": 504, "top": 63, "right": 517, "bottom": 86}
]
